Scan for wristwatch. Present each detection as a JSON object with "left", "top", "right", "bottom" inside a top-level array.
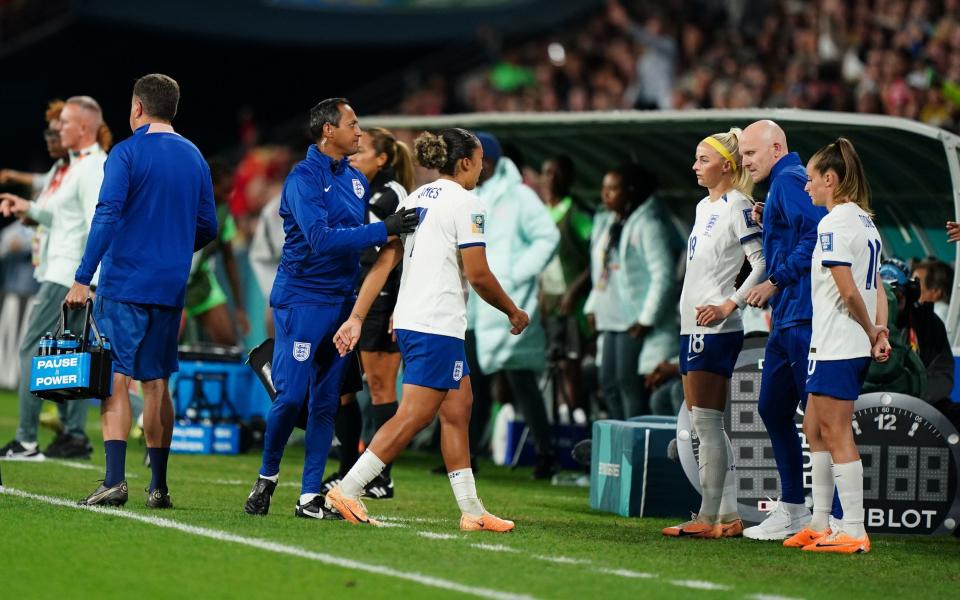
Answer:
[{"left": 767, "top": 274, "right": 779, "bottom": 287}]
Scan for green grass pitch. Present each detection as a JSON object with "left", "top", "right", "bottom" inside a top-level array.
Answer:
[{"left": 1, "top": 391, "right": 958, "bottom": 599}]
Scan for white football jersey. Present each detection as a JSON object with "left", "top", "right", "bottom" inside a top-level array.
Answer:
[
  {"left": 810, "top": 202, "right": 882, "bottom": 360},
  {"left": 392, "top": 178, "right": 486, "bottom": 339},
  {"left": 679, "top": 190, "right": 762, "bottom": 335}
]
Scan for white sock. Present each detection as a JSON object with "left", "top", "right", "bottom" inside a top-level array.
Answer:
[
  {"left": 448, "top": 468, "right": 485, "bottom": 516},
  {"left": 340, "top": 450, "right": 385, "bottom": 498},
  {"left": 691, "top": 407, "right": 726, "bottom": 524},
  {"left": 833, "top": 459, "right": 866, "bottom": 537},
  {"left": 718, "top": 432, "right": 738, "bottom": 521},
  {"left": 259, "top": 473, "right": 278, "bottom": 483},
  {"left": 299, "top": 492, "right": 319, "bottom": 505},
  {"left": 810, "top": 451, "right": 834, "bottom": 531}
]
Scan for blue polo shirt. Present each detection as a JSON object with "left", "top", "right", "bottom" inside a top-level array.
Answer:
[
  {"left": 762, "top": 152, "right": 828, "bottom": 328},
  {"left": 270, "top": 144, "right": 387, "bottom": 307},
  {"left": 75, "top": 124, "right": 218, "bottom": 308}
]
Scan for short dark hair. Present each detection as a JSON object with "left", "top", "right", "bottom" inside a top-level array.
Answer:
[
  {"left": 916, "top": 258, "right": 954, "bottom": 301},
  {"left": 309, "top": 98, "right": 350, "bottom": 140},
  {"left": 133, "top": 74, "right": 180, "bottom": 122}
]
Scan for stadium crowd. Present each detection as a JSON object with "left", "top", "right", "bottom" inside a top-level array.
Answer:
[{"left": 399, "top": 0, "right": 960, "bottom": 132}]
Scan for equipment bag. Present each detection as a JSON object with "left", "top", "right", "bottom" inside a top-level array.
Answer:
[{"left": 30, "top": 299, "right": 113, "bottom": 401}]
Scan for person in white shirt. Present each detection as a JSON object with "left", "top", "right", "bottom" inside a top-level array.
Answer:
[
  {"left": 785, "top": 138, "right": 891, "bottom": 554},
  {"left": 327, "top": 128, "right": 529, "bottom": 532},
  {"left": 0, "top": 96, "right": 110, "bottom": 462},
  {"left": 662, "top": 128, "right": 765, "bottom": 539}
]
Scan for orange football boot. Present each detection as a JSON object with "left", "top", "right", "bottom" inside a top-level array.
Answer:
[
  {"left": 324, "top": 486, "right": 380, "bottom": 526},
  {"left": 802, "top": 531, "right": 870, "bottom": 554},
  {"left": 460, "top": 512, "right": 515, "bottom": 532}
]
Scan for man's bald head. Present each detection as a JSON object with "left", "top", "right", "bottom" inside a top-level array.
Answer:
[
  {"left": 58, "top": 96, "right": 103, "bottom": 151},
  {"left": 740, "top": 119, "right": 789, "bottom": 183}
]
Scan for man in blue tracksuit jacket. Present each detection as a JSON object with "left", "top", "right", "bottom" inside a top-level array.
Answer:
[
  {"left": 739, "top": 120, "right": 839, "bottom": 540},
  {"left": 244, "top": 98, "right": 417, "bottom": 519},
  {"left": 67, "top": 74, "right": 218, "bottom": 508}
]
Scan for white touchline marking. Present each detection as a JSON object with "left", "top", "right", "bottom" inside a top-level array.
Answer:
[
  {"left": 417, "top": 531, "right": 461, "bottom": 540},
  {"left": 206, "top": 479, "right": 298, "bottom": 488},
  {"left": 597, "top": 568, "right": 657, "bottom": 579},
  {"left": 532, "top": 555, "right": 592, "bottom": 565},
  {"left": 471, "top": 543, "right": 520, "bottom": 553},
  {"left": 374, "top": 516, "right": 446, "bottom": 524},
  {"left": 669, "top": 580, "right": 731, "bottom": 591},
  {"left": 746, "top": 595, "right": 805, "bottom": 600},
  {"left": 3, "top": 488, "right": 534, "bottom": 600}
]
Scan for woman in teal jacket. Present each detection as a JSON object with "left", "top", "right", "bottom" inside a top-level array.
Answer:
[
  {"left": 471, "top": 133, "right": 560, "bottom": 476},
  {"left": 584, "top": 163, "right": 683, "bottom": 419}
]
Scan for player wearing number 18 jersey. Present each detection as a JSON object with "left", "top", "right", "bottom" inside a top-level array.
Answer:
[
  {"left": 327, "top": 128, "right": 529, "bottom": 531},
  {"left": 663, "top": 128, "right": 766, "bottom": 539},
  {"left": 783, "top": 138, "right": 890, "bottom": 554}
]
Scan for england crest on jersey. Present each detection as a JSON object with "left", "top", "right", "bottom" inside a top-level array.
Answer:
[
  {"left": 452, "top": 361, "right": 464, "bottom": 382},
  {"left": 293, "top": 341, "right": 311, "bottom": 362},
  {"left": 352, "top": 179, "right": 364, "bottom": 199}
]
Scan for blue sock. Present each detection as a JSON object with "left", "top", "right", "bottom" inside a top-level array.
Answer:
[
  {"left": 831, "top": 487, "right": 844, "bottom": 520},
  {"left": 148, "top": 447, "right": 170, "bottom": 493},
  {"left": 103, "top": 440, "right": 127, "bottom": 487}
]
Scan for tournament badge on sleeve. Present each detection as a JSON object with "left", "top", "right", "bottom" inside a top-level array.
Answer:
[{"left": 30, "top": 300, "right": 113, "bottom": 402}]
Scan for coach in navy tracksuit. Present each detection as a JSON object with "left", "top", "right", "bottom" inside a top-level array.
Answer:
[
  {"left": 244, "top": 98, "right": 417, "bottom": 519},
  {"left": 67, "top": 74, "right": 218, "bottom": 508},
  {"left": 738, "top": 120, "right": 839, "bottom": 540}
]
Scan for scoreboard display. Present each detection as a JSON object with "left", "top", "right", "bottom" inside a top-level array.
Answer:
[{"left": 677, "top": 335, "right": 960, "bottom": 535}]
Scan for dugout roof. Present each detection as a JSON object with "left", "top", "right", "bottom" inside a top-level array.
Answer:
[{"left": 364, "top": 109, "right": 960, "bottom": 344}]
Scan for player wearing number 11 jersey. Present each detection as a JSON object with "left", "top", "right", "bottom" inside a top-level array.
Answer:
[
  {"left": 663, "top": 128, "right": 766, "bottom": 539},
  {"left": 784, "top": 138, "right": 890, "bottom": 554}
]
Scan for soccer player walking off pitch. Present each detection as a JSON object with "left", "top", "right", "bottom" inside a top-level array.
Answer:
[
  {"left": 328, "top": 128, "right": 530, "bottom": 531},
  {"left": 67, "top": 74, "right": 218, "bottom": 508},
  {"left": 243, "top": 99, "right": 418, "bottom": 520}
]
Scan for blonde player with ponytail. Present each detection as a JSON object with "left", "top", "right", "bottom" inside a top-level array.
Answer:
[
  {"left": 785, "top": 138, "right": 890, "bottom": 554},
  {"left": 663, "top": 128, "right": 766, "bottom": 539}
]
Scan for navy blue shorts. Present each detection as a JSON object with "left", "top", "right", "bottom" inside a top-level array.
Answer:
[
  {"left": 679, "top": 331, "right": 745, "bottom": 378},
  {"left": 93, "top": 296, "right": 180, "bottom": 381},
  {"left": 395, "top": 329, "right": 470, "bottom": 390},
  {"left": 805, "top": 357, "right": 871, "bottom": 401}
]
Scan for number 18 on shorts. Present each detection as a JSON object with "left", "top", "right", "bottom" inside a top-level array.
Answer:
[{"left": 679, "top": 331, "right": 745, "bottom": 379}]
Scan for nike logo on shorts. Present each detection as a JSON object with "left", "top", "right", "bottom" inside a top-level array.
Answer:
[{"left": 324, "top": 185, "right": 332, "bottom": 192}]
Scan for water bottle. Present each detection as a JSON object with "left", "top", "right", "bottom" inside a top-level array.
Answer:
[
  {"left": 38, "top": 333, "right": 55, "bottom": 356},
  {"left": 57, "top": 330, "right": 79, "bottom": 354}
]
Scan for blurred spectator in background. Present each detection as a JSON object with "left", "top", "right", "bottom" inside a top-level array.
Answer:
[
  {"left": 912, "top": 257, "right": 953, "bottom": 323},
  {"left": 584, "top": 162, "right": 682, "bottom": 420},
  {"left": 0, "top": 100, "right": 68, "bottom": 301},
  {"left": 538, "top": 155, "right": 592, "bottom": 425},
  {"left": 471, "top": 132, "right": 560, "bottom": 479},
  {"left": 183, "top": 159, "right": 249, "bottom": 345},
  {"left": 395, "top": 0, "right": 960, "bottom": 134},
  {"left": 647, "top": 357, "right": 683, "bottom": 416},
  {"left": 873, "top": 258, "right": 953, "bottom": 405},
  {"left": 249, "top": 192, "right": 283, "bottom": 337},
  {"left": 0, "top": 220, "right": 38, "bottom": 298},
  {"left": 0, "top": 96, "right": 111, "bottom": 461}
]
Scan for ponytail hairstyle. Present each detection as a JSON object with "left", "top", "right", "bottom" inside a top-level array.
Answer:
[
  {"left": 809, "top": 137, "right": 872, "bottom": 215},
  {"left": 414, "top": 128, "right": 480, "bottom": 176},
  {"left": 702, "top": 127, "right": 753, "bottom": 198},
  {"left": 365, "top": 126, "right": 414, "bottom": 192}
]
